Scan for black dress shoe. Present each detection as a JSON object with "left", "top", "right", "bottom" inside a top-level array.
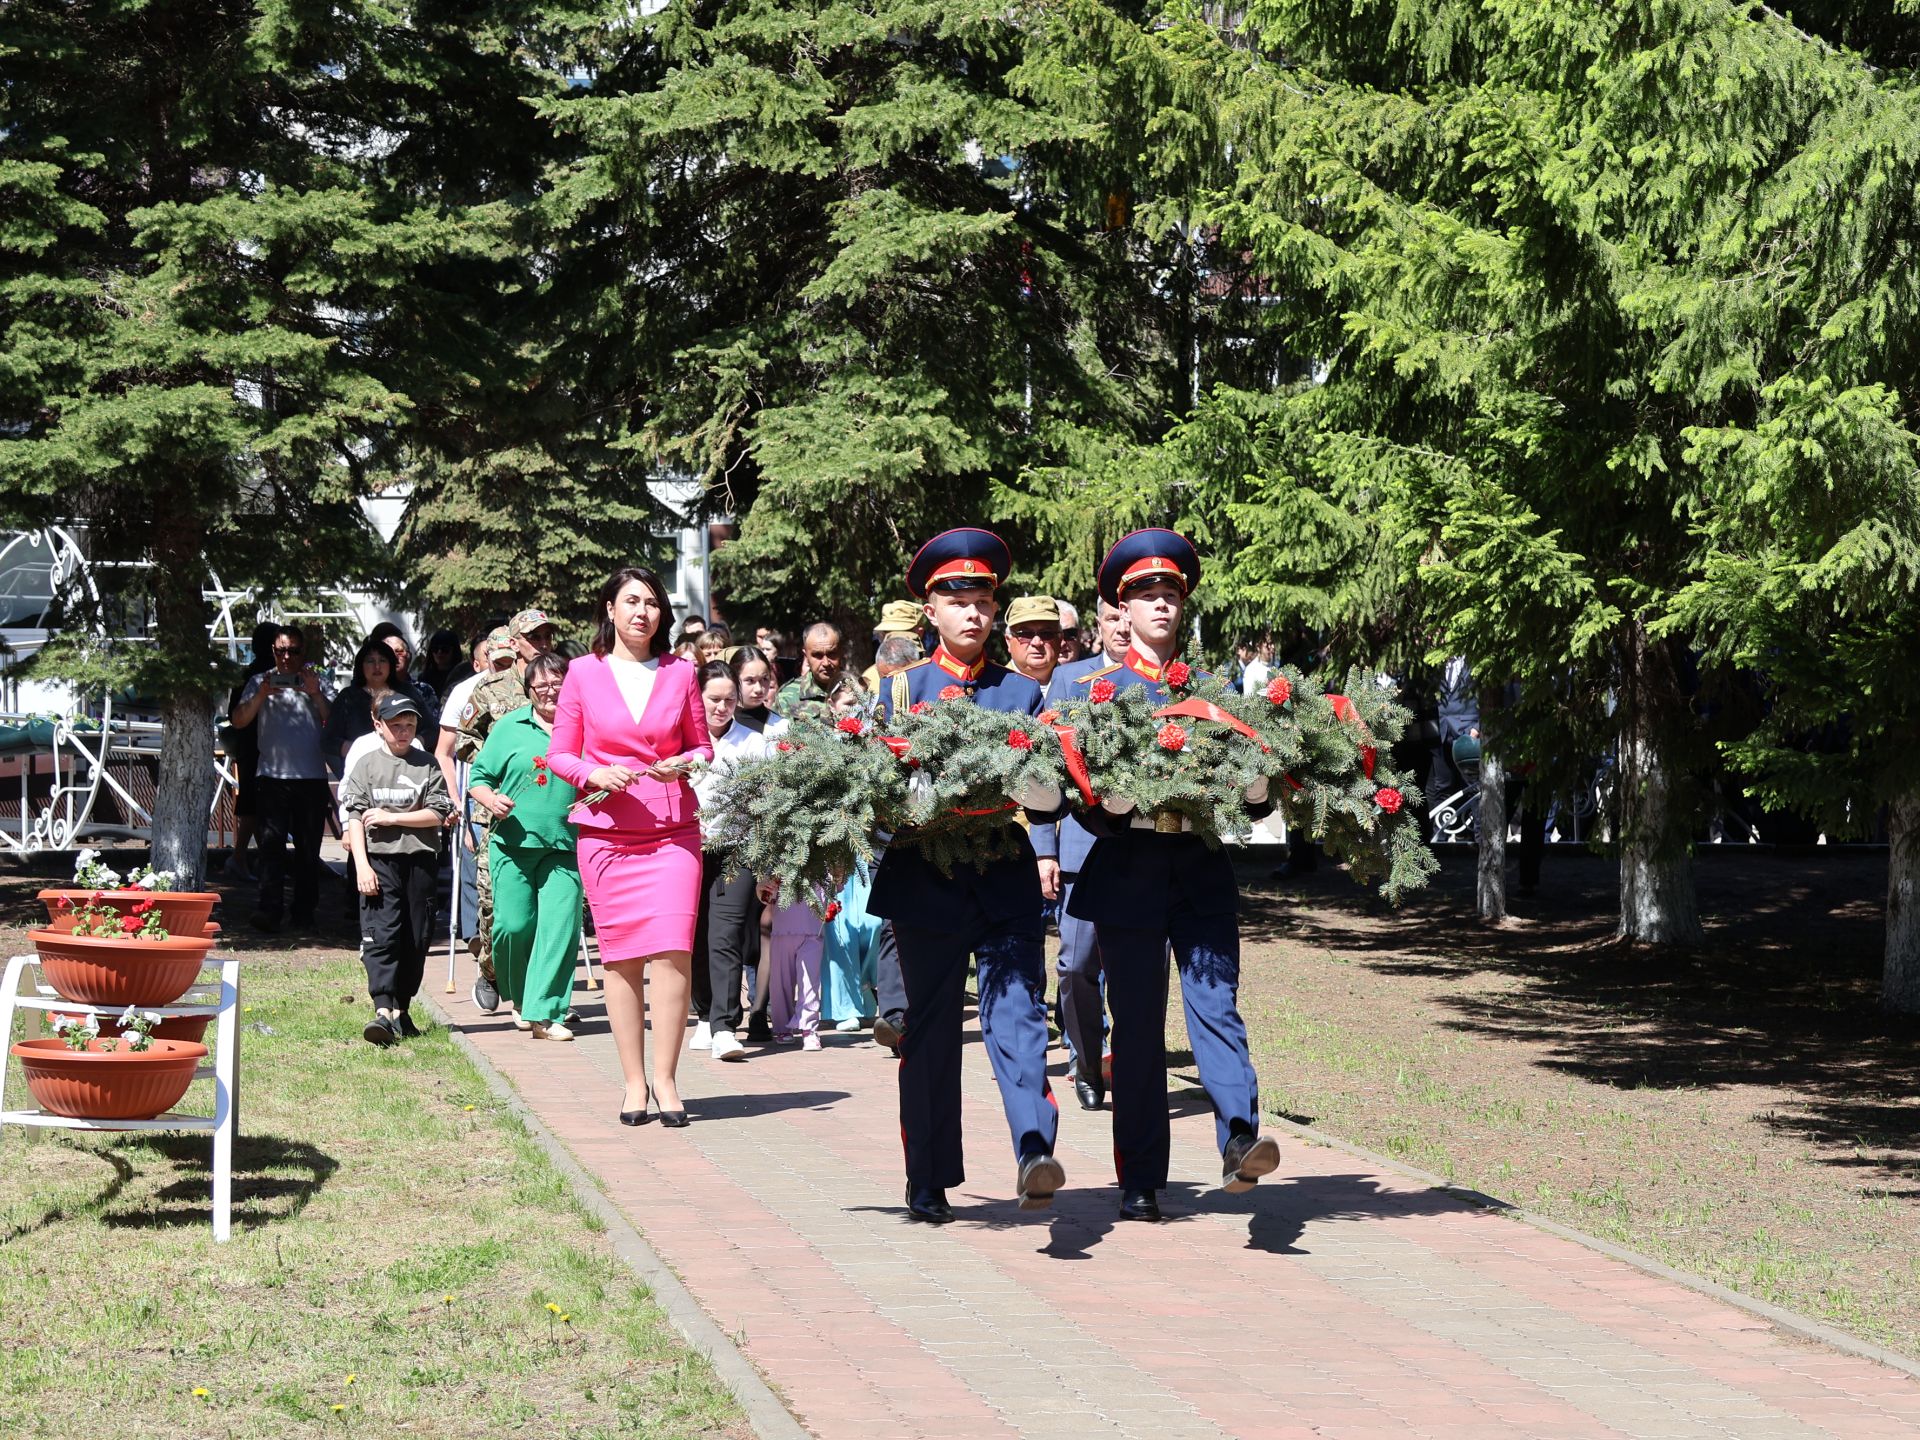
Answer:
[
  {"left": 905, "top": 1186, "right": 954, "bottom": 1224},
  {"left": 363, "top": 1013, "right": 399, "bottom": 1048},
  {"left": 1222, "top": 1133, "right": 1282, "bottom": 1194},
  {"left": 1073, "top": 1074, "right": 1104, "bottom": 1111},
  {"left": 1118, "top": 1188, "right": 1163, "bottom": 1222},
  {"left": 1017, "top": 1153, "right": 1065, "bottom": 1211},
  {"left": 872, "top": 1014, "right": 904, "bottom": 1054}
]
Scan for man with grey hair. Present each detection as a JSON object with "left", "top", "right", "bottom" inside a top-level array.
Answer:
[
  {"left": 775, "top": 621, "right": 849, "bottom": 718},
  {"left": 1056, "top": 601, "right": 1083, "bottom": 662}
]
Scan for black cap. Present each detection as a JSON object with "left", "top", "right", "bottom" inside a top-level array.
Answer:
[{"left": 377, "top": 693, "right": 423, "bottom": 722}]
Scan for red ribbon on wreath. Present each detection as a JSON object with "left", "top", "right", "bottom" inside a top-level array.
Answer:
[{"left": 1325, "top": 694, "right": 1377, "bottom": 780}]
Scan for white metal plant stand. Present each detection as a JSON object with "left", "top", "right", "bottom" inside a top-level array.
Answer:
[{"left": 0, "top": 952, "right": 240, "bottom": 1241}]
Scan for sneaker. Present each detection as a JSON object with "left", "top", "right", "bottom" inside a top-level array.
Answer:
[
  {"left": 529, "top": 1020, "right": 575, "bottom": 1042},
  {"left": 709, "top": 1029, "right": 746, "bottom": 1061},
  {"left": 511, "top": 1007, "right": 532, "bottom": 1032},
  {"left": 801, "top": 1032, "right": 822, "bottom": 1051},
  {"left": 690, "top": 1021, "right": 713, "bottom": 1050},
  {"left": 472, "top": 973, "right": 500, "bottom": 1015},
  {"left": 833, "top": 1017, "right": 862, "bottom": 1033},
  {"left": 363, "top": 1012, "right": 399, "bottom": 1047}
]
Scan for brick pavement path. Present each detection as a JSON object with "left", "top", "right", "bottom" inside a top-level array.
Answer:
[{"left": 444, "top": 953, "right": 1920, "bottom": 1439}]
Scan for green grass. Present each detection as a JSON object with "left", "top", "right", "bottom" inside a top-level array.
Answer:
[{"left": 1, "top": 954, "right": 748, "bottom": 1439}]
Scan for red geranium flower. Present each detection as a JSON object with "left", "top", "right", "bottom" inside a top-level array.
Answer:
[
  {"left": 55, "top": 896, "right": 72, "bottom": 912},
  {"left": 1007, "top": 729, "right": 1032, "bottom": 751},
  {"left": 909, "top": 701, "right": 931, "bottom": 715},
  {"left": 132, "top": 899, "right": 155, "bottom": 915},
  {"left": 1265, "top": 676, "right": 1292, "bottom": 706},
  {"left": 1156, "top": 722, "right": 1188, "bottom": 753},
  {"left": 836, "top": 716, "right": 864, "bottom": 735},
  {"left": 120, "top": 913, "right": 144, "bottom": 934},
  {"left": 938, "top": 685, "right": 965, "bottom": 701},
  {"left": 824, "top": 900, "right": 843, "bottom": 921},
  {"left": 1165, "top": 661, "right": 1191, "bottom": 688},
  {"left": 1089, "top": 678, "right": 1117, "bottom": 703},
  {"left": 1374, "top": 786, "right": 1404, "bottom": 814}
]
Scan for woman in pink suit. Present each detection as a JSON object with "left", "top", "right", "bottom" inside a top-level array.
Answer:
[{"left": 547, "top": 567, "right": 713, "bottom": 1126}]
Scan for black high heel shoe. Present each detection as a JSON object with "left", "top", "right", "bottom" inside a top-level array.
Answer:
[
  {"left": 655, "top": 1088, "right": 689, "bottom": 1128},
  {"left": 619, "top": 1087, "right": 653, "bottom": 1126}
]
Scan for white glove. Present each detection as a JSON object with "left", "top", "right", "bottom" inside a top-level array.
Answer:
[
  {"left": 1243, "top": 775, "right": 1271, "bottom": 805},
  {"left": 1011, "top": 777, "right": 1063, "bottom": 812},
  {"left": 1100, "top": 793, "right": 1137, "bottom": 816}
]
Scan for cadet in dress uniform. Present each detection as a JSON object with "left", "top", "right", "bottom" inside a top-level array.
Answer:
[
  {"left": 1065, "top": 530, "right": 1282, "bottom": 1222},
  {"left": 869, "top": 528, "right": 1065, "bottom": 1224}
]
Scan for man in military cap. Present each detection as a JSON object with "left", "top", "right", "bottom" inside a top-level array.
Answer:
[
  {"left": 860, "top": 599, "right": 925, "bottom": 692},
  {"left": 1004, "top": 595, "right": 1065, "bottom": 688},
  {"left": 1054, "top": 529, "right": 1281, "bottom": 1222},
  {"left": 869, "top": 528, "right": 1066, "bottom": 1223},
  {"left": 455, "top": 609, "right": 558, "bottom": 1013}
]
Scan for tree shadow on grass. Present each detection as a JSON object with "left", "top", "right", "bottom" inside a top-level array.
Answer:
[
  {"left": 1238, "top": 847, "right": 1920, "bottom": 1182},
  {"left": 95, "top": 1133, "right": 338, "bottom": 1233},
  {"left": 0, "top": 1145, "right": 135, "bottom": 1244}
]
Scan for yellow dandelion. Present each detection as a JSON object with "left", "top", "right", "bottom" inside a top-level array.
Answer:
[
  {"left": 561, "top": 1314, "right": 572, "bottom": 1324},
  {"left": 332, "top": 1403, "right": 346, "bottom": 1413},
  {"left": 191, "top": 1388, "right": 210, "bottom": 1399},
  {"left": 545, "top": 1301, "right": 561, "bottom": 1314},
  {"left": 463, "top": 1105, "right": 475, "bottom": 1112},
  {"left": 443, "top": 1294, "right": 454, "bottom": 1305},
  {"left": 345, "top": 1374, "right": 356, "bottom": 1386}
]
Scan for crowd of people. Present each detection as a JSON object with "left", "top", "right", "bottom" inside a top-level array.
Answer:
[{"left": 219, "top": 532, "right": 1346, "bottom": 1220}]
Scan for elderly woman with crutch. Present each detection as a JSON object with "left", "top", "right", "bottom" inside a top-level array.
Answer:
[{"left": 466, "top": 652, "right": 583, "bottom": 1040}]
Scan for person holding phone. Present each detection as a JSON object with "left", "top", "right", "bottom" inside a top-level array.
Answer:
[
  {"left": 231, "top": 627, "right": 334, "bottom": 932},
  {"left": 545, "top": 567, "right": 713, "bottom": 1127}
]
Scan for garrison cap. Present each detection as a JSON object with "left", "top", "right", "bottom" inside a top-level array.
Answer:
[
  {"left": 905, "top": 528, "right": 1012, "bottom": 599},
  {"left": 1098, "top": 528, "right": 1201, "bottom": 606}
]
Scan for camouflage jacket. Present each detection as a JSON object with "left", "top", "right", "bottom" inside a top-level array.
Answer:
[{"left": 454, "top": 669, "right": 529, "bottom": 765}]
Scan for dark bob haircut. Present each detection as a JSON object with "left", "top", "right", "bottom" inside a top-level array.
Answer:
[
  {"left": 591, "top": 566, "right": 675, "bottom": 660},
  {"left": 696, "top": 660, "right": 736, "bottom": 691},
  {"left": 521, "top": 651, "right": 570, "bottom": 697}
]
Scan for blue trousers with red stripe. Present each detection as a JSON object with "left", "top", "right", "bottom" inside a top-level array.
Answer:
[
  {"left": 892, "top": 915, "right": 1057, "bottom": 1193},
  {"left": 1098, "top": 905, "right": 1259, "bottom": 1191}
]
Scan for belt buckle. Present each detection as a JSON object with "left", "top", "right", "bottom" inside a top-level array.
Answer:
[{"left": 1152, "top": 809, "right": 1184, "bottom": 835}]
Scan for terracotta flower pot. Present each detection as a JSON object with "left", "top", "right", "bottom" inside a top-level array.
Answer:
[
  {"left": 29, "top": 929, "right": 214, "bottom": 1008},
  {"left": 38, "top": 889, "right": 218, "bottom": 938},
  {"left": 47, "top": 1010, "right": 212, "bottom": 1045},
  {"left": 11, "top": 1037, "right": 208, "bottom": 1120}
]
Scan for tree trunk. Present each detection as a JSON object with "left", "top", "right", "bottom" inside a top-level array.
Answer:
[
  {"left": 1476, "top": 747, "right": 1507, "bottom": 920},
  {"left": 148, "top": 507, "right": 216, "bottom": 887},
  {"left": 1884, "top": 791, "right": 1920, "bottom": 1014},
  {"left": 1614, "top": 628, "right": 1703, "bottom": 946}
]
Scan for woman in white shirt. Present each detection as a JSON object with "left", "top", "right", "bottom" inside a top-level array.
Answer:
[{"left": 689, "top": 660, "right": 785, "bottom": 1061}]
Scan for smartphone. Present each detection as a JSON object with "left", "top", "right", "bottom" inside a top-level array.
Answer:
[{"left": 269, "top": 671, "right": 299, "bottom": 688}]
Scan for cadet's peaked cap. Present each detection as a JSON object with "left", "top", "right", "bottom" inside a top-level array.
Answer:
[
  {"left": 873, "top": 600, "right": 923, "bottom": 635},
  {"left": 1098, "top": 529, "right": 1201, "bottom": 606},
  {"left": 905, "top": 528, "right": 1012, "bottom": 599}
]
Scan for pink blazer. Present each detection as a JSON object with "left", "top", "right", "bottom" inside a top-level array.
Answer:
[{"left": 547, "top": 653, "right": 714, "bottom": 835}]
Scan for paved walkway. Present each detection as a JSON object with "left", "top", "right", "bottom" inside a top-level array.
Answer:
[{"left": 444, "top": 951, "right": 1920, "bottom": 1439}]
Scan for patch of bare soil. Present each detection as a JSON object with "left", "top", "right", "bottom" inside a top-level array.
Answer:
[{"left": 1221, "top": 846, "right": 1920, "bottom": 1357}]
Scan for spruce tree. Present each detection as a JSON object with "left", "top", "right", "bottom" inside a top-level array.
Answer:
[
  {"left": 1036, "top": 0, "right": 1920, "bottom": 944},
  {"left": 0, "top": 0, "right": 529, "bottom": 878}
]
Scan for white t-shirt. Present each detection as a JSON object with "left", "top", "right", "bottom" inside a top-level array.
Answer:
[
  {"left": 607, "top": 655, "right": 658, "bottom": 724},
  {"left": 1241, "top": 658, "right": 1273, "bottom": 697},
  {"left": 439, "top": 669, "right": 488, "bottom": 732},
  {"left": 337, "top": 731, "right": 388, "bottom": 827}
]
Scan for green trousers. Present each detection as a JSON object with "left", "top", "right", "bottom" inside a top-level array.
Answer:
[{"left": 487, "top": 842, "right": 583, "bottom": 1025}]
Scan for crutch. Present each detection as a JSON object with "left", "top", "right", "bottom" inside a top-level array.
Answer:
[
  {"left": 578, "top": 924, "right": 601, "bottom": 991},
  {"left": 445, "top": 759, "right": 469, "bottom": 993}
]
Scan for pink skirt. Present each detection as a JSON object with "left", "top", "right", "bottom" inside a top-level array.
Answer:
[{"left": 577, "top": 826, "right": 702, "bottom": 961}]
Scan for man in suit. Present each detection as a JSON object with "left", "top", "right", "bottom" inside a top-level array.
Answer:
[
  {"left": 870, "top": 528, "right": 1066, "bottom": 1223},
  {"left": 1032, "top": 595, "right": 1130, "bottom": 1109},
  {"left": 1063, "top": 529, "right": 1282, "bottom": 1222}
]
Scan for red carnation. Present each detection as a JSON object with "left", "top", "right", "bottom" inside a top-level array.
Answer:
[
  {"left": 837, "top": 716, "right": 864, "bottom": 735},
  {"left": 1374, "top": 786, "right": 1404, "bottom": 814},
  {"left": 120, "top": 913, "right": 144, "bottom": 934},
  {"left": 1007, "top": 729, "right": 1033, "bottom": 751},
  {"left": 531, "top": 756, "right": 548, "bottom": 770},
  {"left": 1037, "top": 708, "right": 1059, "bottom": 724},
  {"left": 824, "top": 900, "right": 843, "bottom": 921},
  {"left": 1157, "top": 722, "right": 1188, "bottom": 753},
  {"left": 1089, "top": 678, "right": 1117, "bottom": 703},
  {"left": 534, "top": 774, "right": 548, "bottom": 786},
  {"left": 1165, "top": 661, "right": 1191, "bottom": 688},
  {"left": 938, "top": 685, "right": 965, "bottom": 701},
  {"left": 776, "top": 741, "right": 795, "bottom": 753},
  {"left": 909, "top": 701, "right": 931, "bottom": 715},
  {"left": 1265, "top": 676, "right": 1292, "bottom": 706}
]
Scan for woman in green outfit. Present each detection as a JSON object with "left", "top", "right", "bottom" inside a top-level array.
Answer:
[{"left": 467, "top": 652, "right": 583, "bottom": 1041}]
